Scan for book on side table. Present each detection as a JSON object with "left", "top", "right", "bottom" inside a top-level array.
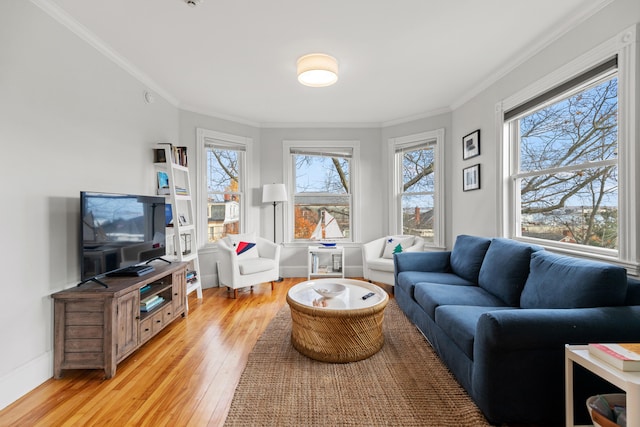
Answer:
[{"left": 588, "top": 343, "right": 640, "bottom": 371}]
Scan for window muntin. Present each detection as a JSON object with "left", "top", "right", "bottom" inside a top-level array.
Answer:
[
  {"left": 292, "top": 150, "right": 352, "bottom": 241},
  {"left": 509, "top": 69, "right": 618, "bottom": 250},
  {"left": 204, "top": 145, "right": 244, "bottom": 243},
  {"left": 399, "top": 144, "right": 436, "bottom": 243}
]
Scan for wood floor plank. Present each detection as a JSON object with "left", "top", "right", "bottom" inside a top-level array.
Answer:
[{"left": 0, "top": 279, "right": 302, "bottom": 427}]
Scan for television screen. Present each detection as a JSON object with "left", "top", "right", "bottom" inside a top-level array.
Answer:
[{"left": 80, "top": 191, "right": 166, "bottom": 280}]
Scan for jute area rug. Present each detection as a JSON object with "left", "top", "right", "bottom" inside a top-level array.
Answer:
[{"left": 224, "top": 299, "right": 491, "bottom": 427}]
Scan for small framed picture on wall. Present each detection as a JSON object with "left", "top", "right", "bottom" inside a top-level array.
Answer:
[
  {"left": 463, "top": 164, "right": 481, "bottom": 191},
  {"left": 462, "top": 129, "right": 480, "bottom": 160}
]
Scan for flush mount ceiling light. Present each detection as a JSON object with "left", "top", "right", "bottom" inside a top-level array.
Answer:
[
  {"left": 184, "top": 0, "right": 202, "bottom": 7},
  {"left": 297, "top": 53, "right": 338, "bottom": 87}
]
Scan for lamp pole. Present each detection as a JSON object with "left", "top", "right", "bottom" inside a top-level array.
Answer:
[{"left": 271, "top": 201, "right": 277, "bottom": 243}]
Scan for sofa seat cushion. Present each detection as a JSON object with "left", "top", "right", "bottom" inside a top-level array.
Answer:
[
  {"left": 238, "top": 257, "right": 275, "bottom": 275},
  {"left": 435, "top": 305, "right": 513, "bottom": 360},
  {"left": 396, "top": 272, "right": 476, "bottom": 299},
  {"left": 520, "top": 251, "right": 628, "bottom": 309},
  {"left": 414, "top": 283, "right": 508, "bottom": 320},
  {"left": 366, "top": 258, "right": 394, "bottom": 272},
  {"left": 450, "top": 235, "right": 492, "bottom": 283},
  {"left": 478, "top": 238, "right": 542, "bottom": 306}
]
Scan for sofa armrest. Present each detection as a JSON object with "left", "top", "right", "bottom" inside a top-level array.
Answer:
[
  {"left": 394, "top": 251, "right": 451, "bottom": 273},
  {"left": 256, "top": 237, "right": 279, "bottom": 261},
  {"left": 216, "top": 238, "right": 239, "bottom": 286},
  {"left": 362, "top": 237, "right": 385, "bottom": 263},
  {"left": 471, "top": 307, "right": 640, "bottom": 424},
  {"left": 476, "top": 306, "right": 640, "bottom": 350}
]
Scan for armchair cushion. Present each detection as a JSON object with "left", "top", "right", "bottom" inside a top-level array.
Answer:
[
  {"left": 227, "top": 233, "right": 259, "bottom": 259},
  {"left": 238, "top": 257, "right": 276, "bottom": 275},
  {"left": 382, "top": 236, "right": 415, "bottom": 259}
]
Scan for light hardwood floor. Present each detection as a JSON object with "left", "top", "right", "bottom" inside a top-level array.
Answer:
[{"left": 0, "top": 279, "right": 315, "bottom": 427}]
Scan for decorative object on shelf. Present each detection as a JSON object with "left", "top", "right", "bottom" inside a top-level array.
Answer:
[
  {"left": 310, "top": 210, "right": 343, "bottom": 240},
  {"left": 463, "top": 164, "right": 481, "bottom": 191},
  {"left": 297, "top": 53, "right": 339, "bottom": 87},
  {"left": 320, "top": 242, "right": 337, "bottom": 247},
  {"left": 262, "top": 183, "right": 288, "bottom": 243},
  {"left": 180, "top": 233, "right": 192, "bottom": 255},
  {"left": 462, "top": 129, "right": 480, "bottom": 160}
]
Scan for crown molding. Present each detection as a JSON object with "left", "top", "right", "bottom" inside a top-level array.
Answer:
[
  {"left": 449, "top": 0, "right": 616, "bottom": 111},
  {"left": 31, "top": 0, "right": 180, "bottom": 107}
]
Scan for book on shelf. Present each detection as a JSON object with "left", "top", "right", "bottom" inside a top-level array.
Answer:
[
  {"left": 588, "top": 343, "right": 640, "bottom": 371},
  {"left": 154, "top": 144, "right": 188, "bottom": 167},
  {"left": 141, "top": 294, "right": 161, "bottom": 306},
  {"left": 140, "top": 296, "right": 165, "bottom": 312}
]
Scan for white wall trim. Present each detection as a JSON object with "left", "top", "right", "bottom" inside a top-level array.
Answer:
[
  {"left": 31, "top": 0, "right": 179, "bottom": 107},
  {"left": 0, "top": 351, "right": 52, "bottom": 411},
  {"left": 450, "top": 0, "right": 616, "bottom": 110}
]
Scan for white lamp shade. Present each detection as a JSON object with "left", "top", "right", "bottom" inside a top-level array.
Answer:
[
  {"left": 297, "top": 53, "right": 338, "bottom": 87},
  {"left": 262, "top": 183, "right": 288, "bottom": 203}
]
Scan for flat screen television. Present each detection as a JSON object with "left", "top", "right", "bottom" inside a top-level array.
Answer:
[{"left": 80, "top": 191, "right": 167, "bottom": 281}]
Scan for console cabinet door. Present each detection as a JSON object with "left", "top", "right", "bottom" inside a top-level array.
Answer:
[
  {"left": 116, "top": 290, "right": 139, "bottom": 361},
  {"left": 172, "top": 270, "right": 186, "bottom": 315}
]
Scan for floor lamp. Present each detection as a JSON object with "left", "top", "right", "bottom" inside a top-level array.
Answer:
[{"left": 262, "top": 183, "right": 288, "bottom": 243}]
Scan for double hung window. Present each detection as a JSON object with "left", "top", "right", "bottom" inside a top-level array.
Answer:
[
  {"left": 285, "top": 141, "right": 360, "bottom": 243},
  {"left": 197, "top": 129, "right": 250, "bottom": 244},
  {"left": 499, "top": 26, "right": 637, "bottom": 269},
  {"left": 506, "top": 60, "right": 618, "bottom": 250},
  {"left": 389, "top": 129, "right": 445, "bottom": 248}
]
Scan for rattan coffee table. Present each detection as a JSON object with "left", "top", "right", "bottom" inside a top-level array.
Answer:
[{"left": 286, "top": 278, "right": 389, "bottom": 363}]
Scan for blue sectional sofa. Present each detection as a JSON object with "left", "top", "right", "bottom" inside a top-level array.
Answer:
[{"left": 394, "top": 235, "right": 640, "bottom": 425}]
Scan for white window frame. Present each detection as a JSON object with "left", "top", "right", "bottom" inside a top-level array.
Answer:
[
  {"left": 197, "top": 128, "right": 255, "bottom": 248},
  {"left": 388, "top": 128, "right": 445, "bottom": 249},
  {"left": 496, "top": 25, "right": 637, "bottom": 273},
  {"left": 283, "top": 140, "right": 361, "bottom": 245}
]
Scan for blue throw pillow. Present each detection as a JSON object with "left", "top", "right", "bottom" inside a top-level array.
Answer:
[
  {"left": 520, "top": 251, "right": 628, "bottom": 309},
  {"left": 478, "top": 238, "right": 542, "bottom": 306},
  {"left": 449, "top": 235, "right": 492, "bottom": 284}
]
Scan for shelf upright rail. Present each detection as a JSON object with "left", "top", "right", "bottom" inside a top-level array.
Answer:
[{"left": 153, "top": 144, "right": 203, "bottom": 310}]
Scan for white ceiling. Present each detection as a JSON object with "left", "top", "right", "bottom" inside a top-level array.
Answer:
[{"left": 42, "top": 0, "right": 611, "bottom": 126}]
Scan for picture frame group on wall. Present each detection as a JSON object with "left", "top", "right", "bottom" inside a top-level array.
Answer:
[
  {"left": 463, "top": 164, "right": 481, "bottom": 191},
  {"left": 462, "top": 129, "right": 480, "bottom": 160}
]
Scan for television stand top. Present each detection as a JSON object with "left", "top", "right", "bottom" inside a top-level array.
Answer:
[{"left": 107, "top": 265, "right": 155, "bottom": 277}]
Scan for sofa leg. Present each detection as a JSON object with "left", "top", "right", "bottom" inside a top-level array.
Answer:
[{"left": 271, "top": 281, "right": 275, "bottom": 291}]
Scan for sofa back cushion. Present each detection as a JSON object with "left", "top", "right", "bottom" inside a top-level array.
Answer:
[
  {"left": 478, "top": 239, "right": 542, "bottom": 306},
  {"left": 520, "top": 251, "right": 628, "bottom": 309},
  {"left": 449, "top": 235, "right": 492, "bottom": 284}
]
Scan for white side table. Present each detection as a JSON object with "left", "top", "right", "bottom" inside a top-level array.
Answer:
[
  {"left": 307, "top": 246, "right": 345, "bottom": 279},
  {"left": 565, "top": 344, "right": 640, "bottom": 427}
]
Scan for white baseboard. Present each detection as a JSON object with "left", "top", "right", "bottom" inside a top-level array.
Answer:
[{"left": 0, "top": 351, "right": 52, "bottom": 411}]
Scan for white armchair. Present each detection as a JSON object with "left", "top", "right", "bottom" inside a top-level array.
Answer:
[
  {"left": 362, "top": 235, "right": 425, "bottom": 286},
  {"left": 216, "top": 235, "right": 281, "bottom": 298}
]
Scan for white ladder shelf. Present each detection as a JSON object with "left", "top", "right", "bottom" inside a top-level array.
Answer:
[{"left": 153, "top": 144, "right": 203, "bottom": 309}]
